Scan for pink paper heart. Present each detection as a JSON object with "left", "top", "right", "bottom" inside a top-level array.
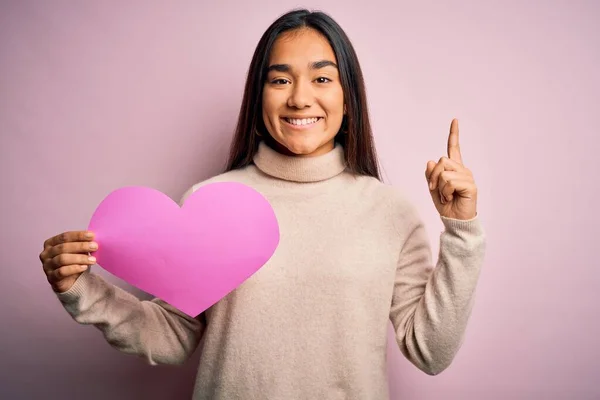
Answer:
[{"left": 87, "top": 182, "right": 280, "bottom": 317}]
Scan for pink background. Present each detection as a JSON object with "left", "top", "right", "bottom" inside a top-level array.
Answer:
[{"left": 1, "top": 1, "right": 598, "bottom": 399}]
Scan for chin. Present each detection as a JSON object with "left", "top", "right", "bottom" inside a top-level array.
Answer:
[{"left": 285, "top": 143, "right": 318, "bottom": 155}]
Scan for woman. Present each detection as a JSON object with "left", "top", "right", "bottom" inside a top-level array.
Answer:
[{"left": 39, "top": 9, "right": 485, "bottom": 400}]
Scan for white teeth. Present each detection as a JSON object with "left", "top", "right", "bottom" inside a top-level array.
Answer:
[{"left": 286, "top": 117, "right": 319, "bottom": 126}]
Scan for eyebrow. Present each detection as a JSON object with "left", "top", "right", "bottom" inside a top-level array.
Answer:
[{"left": 267, "top": 60, "right": 338, "bottom": 73}]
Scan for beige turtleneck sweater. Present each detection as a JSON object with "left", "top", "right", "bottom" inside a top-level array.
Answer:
[{"left": 56, "top": 142, "right": 486, "bottom": 399}]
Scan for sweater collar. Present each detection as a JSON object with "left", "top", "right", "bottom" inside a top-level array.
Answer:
[{"left": 253, "top": 141, "right": 347, "bottom": 183}]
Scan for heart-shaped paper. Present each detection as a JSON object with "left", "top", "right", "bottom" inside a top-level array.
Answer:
[{"left": 87, "top": 182, "right": 280, "bottom": 317}]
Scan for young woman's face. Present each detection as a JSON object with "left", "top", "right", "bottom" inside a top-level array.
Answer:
[{"left": 262, "top": 28, "right": 345, "bottom": 157}]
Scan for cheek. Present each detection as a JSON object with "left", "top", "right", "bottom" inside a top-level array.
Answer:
[
  {"left": 261, "top": 90, "right": 276, "bottom": 129},
  {"left": 261, "top": 90, "right": 271, "bottom": 114},
  {"left": 323, "top": 88, "right": 345, "bottom": 116},
  {"left": 322, "top": 90, "right": 345, "bottom": 134},
  {"left": 262, "top": 89, "right": 285, "bottom": 120}
]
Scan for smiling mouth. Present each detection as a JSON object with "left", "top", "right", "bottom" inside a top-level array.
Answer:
[{"left": 282, "top": 117, "right": 323, "bottom": 127}]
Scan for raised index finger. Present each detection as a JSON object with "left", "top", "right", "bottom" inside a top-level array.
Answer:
[
  {"left": 44, "top": 231, "right": 94, "bottom": 248},
  {"left": 447, "top": 118, "right": 463, "bottom": 164}
]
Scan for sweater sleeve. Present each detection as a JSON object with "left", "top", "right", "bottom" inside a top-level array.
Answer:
[
  {"left": 55, "top": 270, "right": 205, "bottom": 365},
  {"left": 389, "top": 212, "right": 486, "bottom": 375},
  {"left": 54, "top": 185, "right": 205, "bottom": 366}
]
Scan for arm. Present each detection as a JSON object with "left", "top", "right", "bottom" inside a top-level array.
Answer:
[
  {"left": 389, "top": 213, "right": 486, "bottom": 375},
  {"left": 56, "top": 271, "right": 205, "bottom": 366}
]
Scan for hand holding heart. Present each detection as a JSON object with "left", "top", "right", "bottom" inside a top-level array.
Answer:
[
  {"left": 40, "top": 183, "right": 280, "bottom": 317},
  {"left": 425, "top": 119, "right": 478, "bottom": 220}
]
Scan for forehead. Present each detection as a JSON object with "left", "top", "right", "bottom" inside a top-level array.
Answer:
[{"left": 269, "top": 28, "right": 337, "bottom": 65}]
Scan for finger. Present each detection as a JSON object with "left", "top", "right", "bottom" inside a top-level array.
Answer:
[
  {"left": 39, "top": 249, "right": 47, "bottom": 264},
  {"left": 440, "top": 179, "right": 477, "bottom": 203},
  {"left": 48, "top": 253, "right": 96, "bottom": 271},
  {"left": 438, "top": 170, "right": 474, "bottom": 187},
  {"left": 45, "top": 241, "right": 98, "bottom": 260},
  {"left": 447, "top": 118, "right": 462, "bottom": 164},
  {"left": 44, "top": 231, "right": 94, "bottom": 249},
  {"left": 425, "top": 161, "right": 436, "bottom": 182},
  {"left": 47, "top": 265, "right": 89, "bottom": 284},
  {"left": 428, "top": 157, "right": 462, "bottom": 191},
  {"left": 437, "top": 171, "right": 474, "bottom": 202}
]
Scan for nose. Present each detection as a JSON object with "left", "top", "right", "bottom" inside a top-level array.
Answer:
[{"left": 287, "top": 79, "right": 314, "bottom": 109}]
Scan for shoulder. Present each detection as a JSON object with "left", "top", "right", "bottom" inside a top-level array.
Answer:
[
  {"left": 347, "top": 174, "right": 423, "bottom": 230},
  {"left": 348, "top": 174, "right": 418, "bottom": 211}
]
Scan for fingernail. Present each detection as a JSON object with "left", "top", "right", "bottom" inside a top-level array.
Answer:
[
  {"left": 429, "top": 181, "right": 434, "bottom": 190},
  {"left": 88, "top": 256, "right": 96, "bottom": 263},
  {"left": 89, "top": 242, "right": 98, "bottom": 250},
  {"left": 85, "top": 232, "right": 94, "bottom": 239},
  {"left": 80, "top": 265, "right": 88, "bottom": 271}
]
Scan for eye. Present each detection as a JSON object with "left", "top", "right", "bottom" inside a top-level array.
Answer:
[
  {"left": 271, "top": 78, "right": 290, "bottom": 85},
  {"left": 315, "top": 77, "right": 332, "bottom": 83}
]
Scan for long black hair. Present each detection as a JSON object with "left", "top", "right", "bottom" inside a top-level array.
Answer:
[{"left": 225, "top": 9, "right": 381, "bottom": 180}]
